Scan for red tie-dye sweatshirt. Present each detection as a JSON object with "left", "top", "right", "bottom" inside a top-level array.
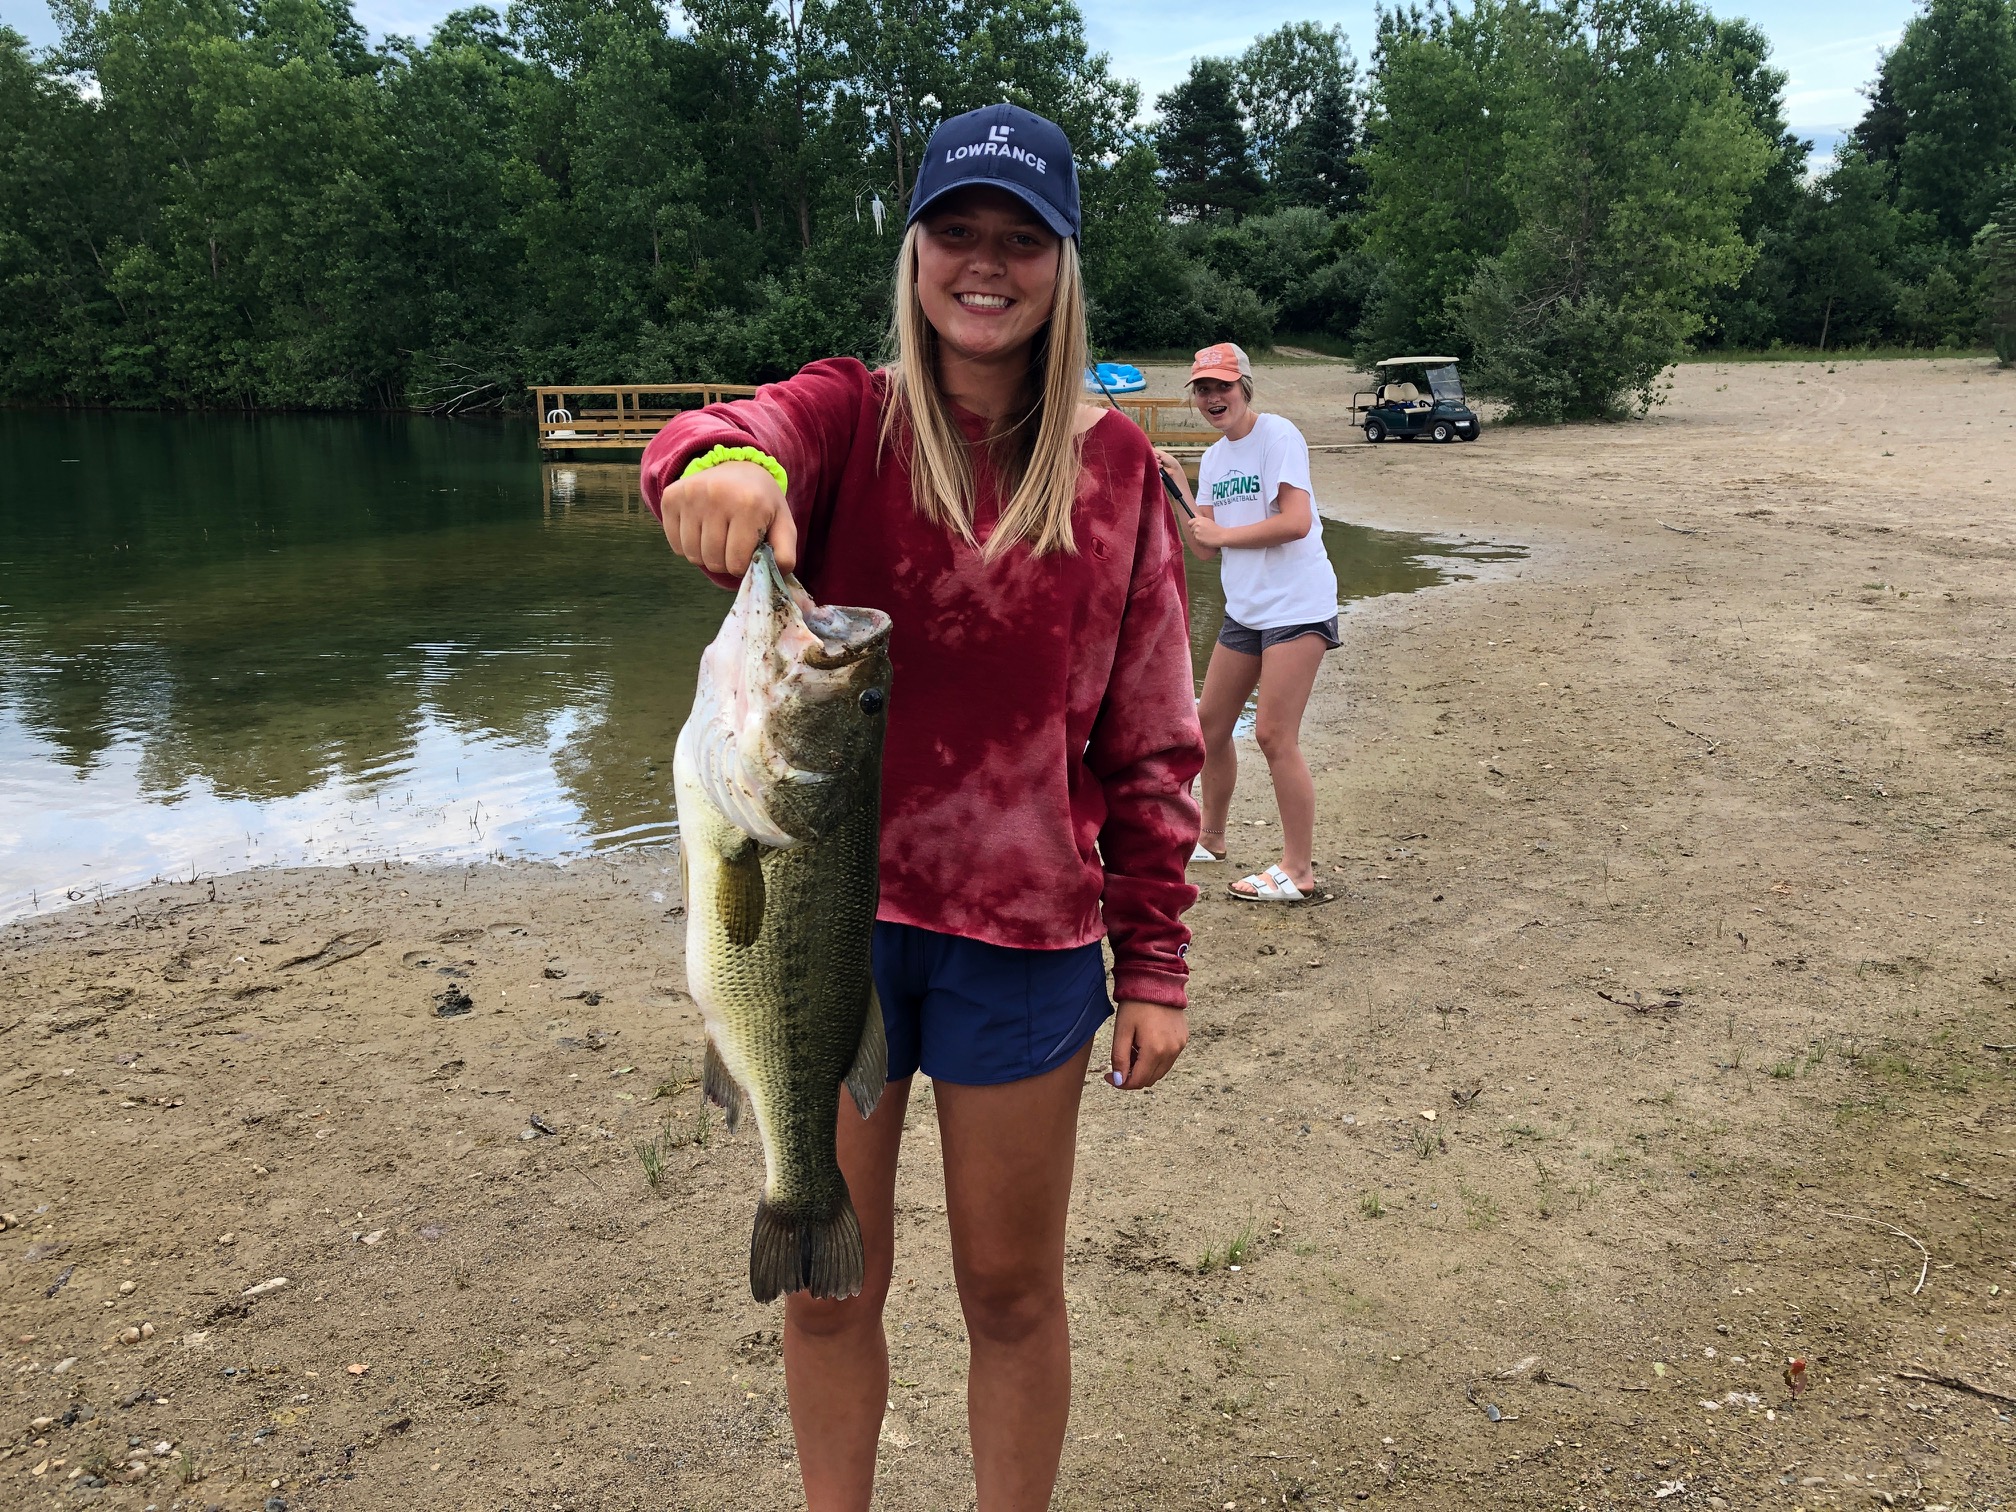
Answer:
[{"left": 639, "top": 358, "right": 1203, "bottom": 1010}]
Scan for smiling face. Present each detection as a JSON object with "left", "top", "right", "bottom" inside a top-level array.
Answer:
[
  {"left": 913, "top": 186, "right": 1062, "bottom": 367},
  {"left": 1190, "top": 376, "right": 1252, "bottom": 434}
]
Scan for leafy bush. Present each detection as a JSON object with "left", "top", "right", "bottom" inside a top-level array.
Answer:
[
  {"left": 1371, "top": 0, "right": 1771, "bottom": 420},
  {"left": 1186, "top": 265, "right": 1278, "bottom": 349},
  {"left": 1979, "top": 193, "right": 2016, "bottom": 365},
  {"left": 1457, "top": 255, "right": 1683, "bottom": 420}
]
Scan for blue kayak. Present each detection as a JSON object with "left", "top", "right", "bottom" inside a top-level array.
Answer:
[{"left": 1085, "top": 362, "right": 1147, "bottom": 395}]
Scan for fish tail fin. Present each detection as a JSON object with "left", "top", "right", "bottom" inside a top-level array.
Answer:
[
  {"left": 749, "top": 1193, "right": 864, "bottom": 1303},
  {"left": 704, "top": 1037, "right": 750, "bottom": 1133},
  {"left": 843, "top": 985, "right": 889, "bottom": 1120}
]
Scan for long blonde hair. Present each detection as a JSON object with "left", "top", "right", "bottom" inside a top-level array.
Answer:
[{"left": 879, "top": 223, "right": 1090, "bottom": 560}]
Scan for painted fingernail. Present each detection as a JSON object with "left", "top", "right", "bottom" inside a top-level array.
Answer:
[{"left": 1111, "top": 1071, "right": 1125, "bottom": 1087}]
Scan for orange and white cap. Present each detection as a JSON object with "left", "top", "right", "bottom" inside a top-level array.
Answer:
[{"left": 1189, "top": 342, "right": 1251, "bottom": 384}]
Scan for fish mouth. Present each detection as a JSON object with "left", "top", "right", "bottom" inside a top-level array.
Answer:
[
  {"left": 748, "top": 547, "right": 892, "bottom": 669},
  {"left": 802, "top": 603, "right": 891, "bottom": 667}
]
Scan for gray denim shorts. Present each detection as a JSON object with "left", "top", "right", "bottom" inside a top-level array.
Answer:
[{"left": 1216, "top": 612, "right": 1342, "bottom": 656}]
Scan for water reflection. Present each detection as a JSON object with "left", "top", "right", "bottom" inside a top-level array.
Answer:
[{"left": 0, "top": 412, "right": 1520, "bottom": 918}]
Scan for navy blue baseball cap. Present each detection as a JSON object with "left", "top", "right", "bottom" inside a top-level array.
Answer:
[{"left": 907, "top": 103, "right": 1081, "bottom": 240}]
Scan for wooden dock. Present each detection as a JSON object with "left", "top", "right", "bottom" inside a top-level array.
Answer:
[
  {"left": 1099, "top": 395, "right": 1217, "bottom": 456},
  {"left": 530, "top": 383, "right": 1217, "bottom": 456},
  {"left": 531, "top": 383, "right": 759, "bottom": 452}
]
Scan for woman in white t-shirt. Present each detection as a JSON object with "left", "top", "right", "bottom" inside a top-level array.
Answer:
[{"left": 1157, "top": 342, "right": 1339, "bottom": 903}]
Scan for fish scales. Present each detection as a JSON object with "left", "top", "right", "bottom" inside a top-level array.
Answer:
[
  {"left": 674, "top": 545, "right": 892, "bottom": 1302},
  {"left": 684, "top": 790, "right": 880, "bottom": 1256}
]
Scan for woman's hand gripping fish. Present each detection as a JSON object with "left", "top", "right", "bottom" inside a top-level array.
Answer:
[{"left": 675, "top": 545, "right": 893, "bottom": 1302}]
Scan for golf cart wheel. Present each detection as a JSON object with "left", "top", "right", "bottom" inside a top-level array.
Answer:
[
  {"left": 1363, "top": 419, "right": 1386, "bottom": 443},
  {"left": 1431, "top": 421, "right": 1454, "bottom": 443}
]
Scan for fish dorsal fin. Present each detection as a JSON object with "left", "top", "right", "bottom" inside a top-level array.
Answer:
[
  {"left": 718, "top": 840, "right": 766, "bottom": 947},
  {"left": 844, "top": 985, "right": 888, "bottom": 1120},
  {"left": 704, "top": 1037, "right": 750, "bottom": 1133}
]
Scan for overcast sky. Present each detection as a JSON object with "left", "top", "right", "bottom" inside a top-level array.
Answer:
[{"left": 1, "top": 0, "right": 1913, "bottom": 142}]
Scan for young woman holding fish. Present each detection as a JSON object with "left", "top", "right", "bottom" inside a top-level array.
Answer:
[
  {"left": 1155, "top": 345, "right": 1339, "bottom": 904},
  {"left": 639, "top": 106, "right": 1203, "bottom": 1512}
]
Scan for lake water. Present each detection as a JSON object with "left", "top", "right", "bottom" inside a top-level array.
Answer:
[{"left": 0, "top": 412, "right": 1521, "bottom": 919}]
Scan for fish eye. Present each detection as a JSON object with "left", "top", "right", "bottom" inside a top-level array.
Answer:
[{"left": 859, "top": 688, "right": 884, "bottom": 715}]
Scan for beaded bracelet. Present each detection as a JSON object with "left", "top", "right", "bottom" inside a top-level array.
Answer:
[{"left": 679, "top": 444, "right": 788, "bottom": 496}]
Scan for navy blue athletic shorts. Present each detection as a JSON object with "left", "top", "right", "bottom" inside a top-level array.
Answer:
[
  {"left": 1217, "top": 612, "right": 1342, "bottom": 656},
  {"left": 871, "top": 921, "right": 1112, "bottom": 1087}
]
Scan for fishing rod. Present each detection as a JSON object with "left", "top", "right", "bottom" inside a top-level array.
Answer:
[{"left": 1090, "top": 364, "right": 1194, "bottom": 519}]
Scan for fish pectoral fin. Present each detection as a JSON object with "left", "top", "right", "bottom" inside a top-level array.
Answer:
[
  {"left": 717, "top": 838, "right": 767, "bottom": 947},
  {"left": 704, "top": 1037, "right": 751, "bottom": 1133},
  {"left": 843, "top": 984, "right": 889, "bottom": 1120}
]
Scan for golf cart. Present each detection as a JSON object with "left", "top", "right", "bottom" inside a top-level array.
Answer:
[{"left": 1352, "top": 357, "right": 1481, "bottom": 443}]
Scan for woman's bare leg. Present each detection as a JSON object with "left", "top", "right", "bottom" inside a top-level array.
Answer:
[
  {"left": 783, "top": 1074, "right": 913, "bottom": 1511},
  {"left": 1248, "top": 633, "right": 1328, "bottom": 891},
  {"left": 1196, "top": 640, "right": 1261, "bottom": 858},
  {"left": 935, "top": 1045, "right": 1094, "bottom": 1511}
]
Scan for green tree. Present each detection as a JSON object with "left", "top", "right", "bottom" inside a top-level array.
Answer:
[
  {"left": 1154, "top": 57, "right": 1266, "bottom": 220},
  {"left": 1355, "top": 0, "right": 1518, "bottom": 358},
  {"left": 22, "top": 0, "right": 1915, "bottom": 404},
  {"left": 1873, "top": 0, "right": 2016, "bottom": 245},
  {"left": 1081, "top": 139, "right": 1193, "bottom": 350},
  {"left": 1272, "top": 77, "right": 1366, "bottom": 215},
  {"left": 1188, "top": 205, "right": 1360, "bottom": 335},
  {"left": 1237, "top": 22, "right": 1352, "bottom": 185},
  {"left": 82, "top": 0, "right": 405, "bottom": 406},
  {"left": 1456, "top": 0, "right": 1769, "bottom": 419},
  {"left": 1976, "top": 190, "right": 2016, "bottom": 362},
  {"left": 0, "top": 26, "right": 136, "bottom": 399},
  {"left": 377, "top": 10, "right": 531, "bottom": 408},
  {"left": 1776, "top": 152, "right": 1908, "bottom": 347},
  {"left": 1696, "top": 16, "right": 1809, "bottom": 347}
]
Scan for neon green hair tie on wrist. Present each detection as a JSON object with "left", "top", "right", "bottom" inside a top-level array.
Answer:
[{"left": 680, "top": 444, "right": 788, "bottom": 497}]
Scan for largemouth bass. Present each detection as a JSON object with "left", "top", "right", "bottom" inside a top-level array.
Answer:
[{"left": 675, "top": 545, "right": 893, "bottom": 1302}]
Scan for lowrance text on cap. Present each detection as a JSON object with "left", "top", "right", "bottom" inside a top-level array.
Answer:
[
  {"left": 908, "top": 103, "right": 1081, "bottom": 240},
  {"left": 942, "top": 122, "right": 1050, "bottom": 176}
]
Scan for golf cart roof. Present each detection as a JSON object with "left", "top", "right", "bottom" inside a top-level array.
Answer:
[{"left": 1377, "top": 356, "right": 1460, "bottom": 367}]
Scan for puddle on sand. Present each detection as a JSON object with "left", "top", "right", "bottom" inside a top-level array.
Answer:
[
  {"left": 1183, "top": 517, "right": 1523, "bottom": 687},
  {"left": 0, "top": 412, "right": 1521, "bottom": 920}
]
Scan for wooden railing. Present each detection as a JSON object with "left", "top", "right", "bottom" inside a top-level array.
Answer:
[
  {"left": 1098, "top": 395, "right": 1216, "bottom": 453},
  {"left": 531, "top": 382, "right": 1219, "bottom": 455},
  {"left": 531, "top": 383, "right": 760, "bottom": 451}
]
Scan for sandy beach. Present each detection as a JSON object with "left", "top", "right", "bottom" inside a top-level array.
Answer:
[{"left": 5, "top": 355, "right": 2014, "bottom": 1510}]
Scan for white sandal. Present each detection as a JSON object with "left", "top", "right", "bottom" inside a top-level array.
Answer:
[{"left": 1228, "top": 864, "right": 1309, "bottom": 904}]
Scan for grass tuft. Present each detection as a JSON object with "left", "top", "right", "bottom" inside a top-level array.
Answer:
[
  {"left": 1196, "top": 1221, "right": 1260, "bottom": 1274},
  {"left": 1460, "top": 1182, "right": 1501, "bottom": 1229},
  {"left": 635, "top": 1107, "right": 713, "bottom": 1191}
]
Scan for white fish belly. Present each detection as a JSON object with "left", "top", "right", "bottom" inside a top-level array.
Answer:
[{"left": 673, "top": 717, "right": 787, "bottom": 1197}]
